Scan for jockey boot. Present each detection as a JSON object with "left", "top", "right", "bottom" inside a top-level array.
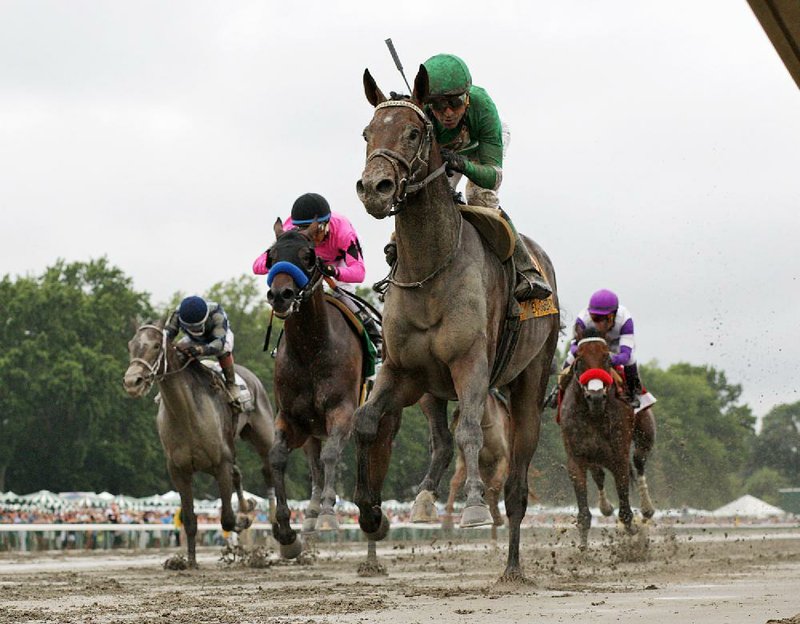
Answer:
[
  {"left": 503, "top": 215, "right": 552, "bottom": 301},
  {"left": 545, "top": 364, "right": 571, "bottom": 409},
  {"left": 220, "top": 361, "right": 242, "bottom": 409},
  {"left": 361, "top": 315, "right": 383, "bottom": 361},
  {"left": 624, "top": 364, "right": 642, "bottom": 409}
]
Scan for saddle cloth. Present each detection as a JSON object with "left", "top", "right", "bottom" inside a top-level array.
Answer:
[
  {"left": 199, "top": 360, "right": 255, "bottom": 411},
  {"left": 323, "top": 294, "right": 377, "bottom": 380}
]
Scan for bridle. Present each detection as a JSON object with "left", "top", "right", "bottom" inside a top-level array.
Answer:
[
  {"left": 366, "top": 99, "right": 447, "bottom": 215},
  {"left": 128, "top": 324, "right": 191, "bottom": 388}
]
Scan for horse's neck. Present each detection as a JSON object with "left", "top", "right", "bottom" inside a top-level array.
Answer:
[
  {"left": 157, "top": 351, "right": 204, "bottom": 420},
  {"left": 395, "top": 177, "right": 461, "bottom": 281},
  {"left": 283, "top": 287, "right": 332, "bottom": 358}
]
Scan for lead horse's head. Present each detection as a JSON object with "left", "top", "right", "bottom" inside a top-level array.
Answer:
[
  {"left": 265, "top": 219, "right": 323, "bottom": 319},
  {"left": 572, "top": 329, "right": 615, "bottom": 417},
  {"left": 356, "top": 65, "right": 445, "bottom": 218}
]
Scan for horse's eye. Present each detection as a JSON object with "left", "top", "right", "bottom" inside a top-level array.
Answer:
[
  {"left": 408, "top": 128, "right": 420, "bottom": 141},
  {"left": 362, "top": 129, "right": 368, "bottom": 142},
  {"left": 153, "top": 343, "right": 160, "bottom": 351}
]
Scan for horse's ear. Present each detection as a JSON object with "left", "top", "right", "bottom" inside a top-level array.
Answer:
[
  {"left": 304, "top": 220, "right": 321, "bottom": 240},
  {"left": 364, "top": 69, "right": 386, "bottom": 107},
  {"left": 412, "top": 64, "right": 430, "bottom": 105},
  {"left": 274, "top": 217, "right": 284, "bottom": 238}
]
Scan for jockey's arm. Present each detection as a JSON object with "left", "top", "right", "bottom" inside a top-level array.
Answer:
[
  {"left": 327, "top": 219, "right": 365, "bottom": 283},
  {"left": 611, "top": 317, "right": 635, "bottom": 367},
  {"left": 201, "top": 309, "right": 229, "bottom": 356},
  {"left": 462, "top": 91, "right": 504, "bottom": 190}
]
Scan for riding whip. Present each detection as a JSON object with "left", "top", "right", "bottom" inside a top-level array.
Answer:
[{"left": 385, "top": 38, "right": 412, "bottom": 94}]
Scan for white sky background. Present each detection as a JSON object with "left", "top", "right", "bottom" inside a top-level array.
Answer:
[{"left": 1, "top": 1, "right": 798, "bottom": 419}]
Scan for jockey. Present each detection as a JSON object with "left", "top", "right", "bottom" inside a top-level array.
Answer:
[
  {"left": 164, "top": 295, "right": 241, "bottom": 407},
  {"left": 563, "top": 289, "right": 643, "bottom": 408},
  {"left": 386, "top": 53, "right": 551, "bottom": 302},
  {"left": 253, "top": 192, "right": 383, "bottom": 358}
]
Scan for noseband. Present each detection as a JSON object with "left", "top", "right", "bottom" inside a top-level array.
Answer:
[{"left": 367, "top": 100, "right": 447, "bottom": 214}]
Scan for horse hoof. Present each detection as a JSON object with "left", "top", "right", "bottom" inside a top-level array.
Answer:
[
  {"left": 234, "top": 513, "right": 252, "bottom": 532},
  {"left": 599, "top": 502, "right": 615, "bottom": 517},
  {"left": 243, "top": 498, "right": 256, "bottom": 513},
  {"left": 279, "top": 536, "right": 303, "bottom": 559},
  {"left": 409, "top": 490, "right": 438, "bottom": 523},
  {"left": 459, "top": 504, "right": 493, "bottom": 528},
  {"left": 301, "top": 516, "right": 318, "bottom": 534},
  {"left": 364, "top": 513, "right": 390, "bottom": 541},
  {"left": 316, "top": 513, "right": 339, "bottom": 532}
]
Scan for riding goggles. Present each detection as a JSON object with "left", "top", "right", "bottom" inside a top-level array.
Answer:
[{"left": 427, "top": 93, "right": 468, "bottom": 113}]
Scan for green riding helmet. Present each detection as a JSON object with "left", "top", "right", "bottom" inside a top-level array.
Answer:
[{"left": 423, "top": 53, "right": 472, "bottom": 96}]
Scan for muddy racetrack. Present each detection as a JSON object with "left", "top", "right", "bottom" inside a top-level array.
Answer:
[{"left": 1, "top": 524, "right": 799, "bottom": 623}]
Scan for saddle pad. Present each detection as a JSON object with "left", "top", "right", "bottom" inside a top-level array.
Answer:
[
  {"left": 459, "top": 204, "right": 515, "bottom": 261},
  {"left": 519, "top": 295, "right": 559, "bottom": 321},
  {"left": 323, "top": 294, "right": 377, "bottom": 379},
  {"left": 635, "top": 392, "right": 657, "bottom": 414},
  {"left": 199, "top": 360, "right": 255, "bottom": 411}
]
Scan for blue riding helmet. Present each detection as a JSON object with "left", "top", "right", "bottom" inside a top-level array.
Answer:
[{"left": 178, "top": 296, "right": 209, "bottom": 336}]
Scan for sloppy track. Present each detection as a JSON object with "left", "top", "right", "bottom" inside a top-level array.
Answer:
[{"left": 1, "top": 524, "right": 798, "bottom": 623}]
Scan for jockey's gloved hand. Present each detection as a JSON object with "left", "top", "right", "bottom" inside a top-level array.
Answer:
[
  {"left": 182, "top": 344, "right": 204, "bottom": 358},
  {"left": 317, "top": 260, "right": 339, "bottom": 279},
  {"left": 441, "top": 149, "right": 467, "bottom": 174}
]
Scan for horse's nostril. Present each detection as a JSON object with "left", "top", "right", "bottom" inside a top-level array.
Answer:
[
  {"left": 356, "top": 180, "right": 365, "bottom": 195},
  {"left": 281, "top": 288, "right": 295, "bottom": 300},
  {"left": 376, "top": 179, "right": 395, "bottom": 196},
  {"left": 267, "top": 290, "right": 275, "bottom": 302}
]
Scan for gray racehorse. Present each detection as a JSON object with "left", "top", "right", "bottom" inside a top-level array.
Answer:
[
  {"left": 123, "top": 320, "right": 275, "bottom": 568},
  {"left": 354, "top": 65, "right": 560, "bottom": 581}
]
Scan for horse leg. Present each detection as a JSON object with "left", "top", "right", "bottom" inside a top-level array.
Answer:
[
  {"left": 317, "top": 408, "right": 354, "bottom": 532},
  {"left": 567, "top": 457, "right": 592, "bottom": 551},
  {"left": 451, "top": 357, "right": 492, "bottom": 527},
  {"left": 216, "top": 459, "right": 244, "bottom": 537},
  {"left": 632, "top": 408, "right": 656, "bottom": 519},
  {"left": 501, "top": 363, "right": 546, "bottom": 581},
  {"left": 240, "top": 419, "right": 276, "bottom": 521},
  {"left": 487, "top": 455, "right": 508, "bottom": 528},
  {"left": 269, "top": 422, "right": 306, "bottom": 558},
  {"left": 354, "top": 369, "right": 421, "bottom": 540},
  {"left": 442, "top": 452, "right": 466, "bottom": 530},
  {"left": 169, "top": 465, "right": 198, "bottom": 568},
  {"left": 302, "top": 438, "right": 323, "bottom": 533},
  {"left": 410, "top": 393, "right": 451, "bottom": 523},
  {"left": 591, "top": 467, "right": 614, "bottom": 516},
  {"left": 612, "top": 459, "right": 637, "bottom": 536}
]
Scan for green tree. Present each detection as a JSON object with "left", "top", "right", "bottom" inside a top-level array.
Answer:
[
  {"left": 750, "top": 401, "right": 800, "bottom": 484},
  {"left": 743, "top": 467, "right": 789, "bottom": 506},
  {"left": 0, "top": 259, "right": 165, "bottom": 495}
]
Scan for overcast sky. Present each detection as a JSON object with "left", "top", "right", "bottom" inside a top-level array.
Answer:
[{"left": 1, "top": 1, "right": 798, "bottom": 419}]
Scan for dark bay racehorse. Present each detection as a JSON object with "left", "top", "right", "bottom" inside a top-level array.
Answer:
[
  {"left": 559, "top": 328, "right": 655, "bottom": 550},
  {"left": 123, "top": 321, "right": 275, "bottom": 568},
  {"left": 354, "top": 66, "right": 560, "bottom": 581},
  {"left": 265, "top": 220, "right": 364, "bottom": 559}
]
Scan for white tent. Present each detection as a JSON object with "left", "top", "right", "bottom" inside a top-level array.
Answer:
[{"left": 711, "top": 494, "right": 787, "bottom": 518}]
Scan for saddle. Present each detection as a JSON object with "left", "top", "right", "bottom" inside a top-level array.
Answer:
[{"left": 199, "top": 361, "right": 255, "bottom": 412}]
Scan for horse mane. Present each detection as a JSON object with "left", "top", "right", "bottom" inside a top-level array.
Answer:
[{"left": 582, "top": 327, "right": 604, "bottom": 340}]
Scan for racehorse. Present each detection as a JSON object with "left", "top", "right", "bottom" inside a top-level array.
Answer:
[
  {"left": 558, "top": 328, "right": 654, "bottom": 550},
  {"left": 123, "top": 320, "right": 275, "bottom": 568},
  {"left": 265, "top": 220, "right": 364, "bottom": 559},
  {"left": 354, "top": 65, "right": 560, "bottom": 581}
]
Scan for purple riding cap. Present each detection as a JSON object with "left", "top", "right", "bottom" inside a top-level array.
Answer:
[{"left": 587, "top": 289, "right": 619, "bottom": 315}]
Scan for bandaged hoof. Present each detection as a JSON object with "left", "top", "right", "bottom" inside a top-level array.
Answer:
[
  {"left": 315, "top": 513, "right": 339, "bottom": 532},
  {"left": 459, "top": 504, "right": 493, "bottom": 528},
  {"left": 279, "top": 536, "right": 303, "bottom": 559},
  {"left": 598, "top": 492, "right": 615, "bottom": 517},
  {"left": 409, "top": 490, "right": 438, "bottom": 523},
  {"left": 363, "top": 512, "right": 390, "bottom": 541},
  {"left": 301, "top": 516, "right": 318, "bottom": 534}
]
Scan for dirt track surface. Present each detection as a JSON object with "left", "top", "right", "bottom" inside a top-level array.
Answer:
[{"left": 1, "top": 525, "right": 799, "bottom": 623}]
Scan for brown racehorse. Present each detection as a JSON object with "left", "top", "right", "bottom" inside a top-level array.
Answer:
[
  {"left": 123, "top": 321, "right": 275, "bottom": 568},
  {"left": 354, "top": 66, "right": 560, "bottom": 581},
  {"left": 265, "top": 220, "right": 364, "bottom": 559},
  {"left": 559, "top": 328, "right": 654, "bottom": 550}
]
